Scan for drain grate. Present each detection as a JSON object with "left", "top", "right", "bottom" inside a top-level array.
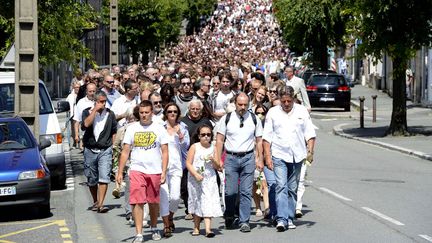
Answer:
[{"left": 361, "top": 179, "right": 405, "bottom": 183}]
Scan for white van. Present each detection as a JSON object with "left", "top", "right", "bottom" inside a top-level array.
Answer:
[{"left": 0, "top": 71, "right": 66, "bottom": 188}]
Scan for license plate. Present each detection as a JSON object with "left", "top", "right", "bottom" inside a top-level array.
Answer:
[
  {"left": 320, "top": 97, "right": 335, "bottom": 102},
  {"left": 0, "top": 186, "right": 16, "bottom": 196}
]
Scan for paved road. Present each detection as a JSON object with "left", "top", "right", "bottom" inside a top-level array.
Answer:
[{"left": 69, "top": 116, "right": 431, "bottom": 243}]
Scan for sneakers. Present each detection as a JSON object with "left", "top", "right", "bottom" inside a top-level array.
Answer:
[
  {"left": 239, "top": 223, "right": 251, "bottom": 233},
  {"left": 255, "top": 209, "right": 263, "bottom": 217},
  {"left": 132, "top": 234, "right": 144, "bottom": 243},
  {"left": 295, "top": 209, "right": 303, "bottom": 218},
  {"left": 276, "top": 221, "right": 286, "bottom": 232},
  {"left": 184, "top": 213, "right": 193, "bottom": 220},
  {"left": 288, "top": 220, "right": 296, "bottom": 229},
  {"left": 151, "top": 228, "right": 162, "bottom": 241}
]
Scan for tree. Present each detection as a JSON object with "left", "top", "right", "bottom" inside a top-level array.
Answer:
[
  {"left": 118, "top": 0, "right": 186, "bottom": 64},
  {"left": 184, "top": 0, "right": 217, "bottom": 35},
  {"left": 0, "top": 0, "right": 99, "bottom": 69},
  {"left": 348, "top": 0, "right": 432, "bottom": 135},
  {"left": 273, "top": 0, "right": 347, "bottom": 70}
]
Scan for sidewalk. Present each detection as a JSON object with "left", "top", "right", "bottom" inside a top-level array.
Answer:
[{"left": 333, "top": 84, "right": 432, "bottom": 161}]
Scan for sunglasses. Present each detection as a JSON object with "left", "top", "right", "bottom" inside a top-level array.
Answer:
[
  {"left": 167, "top": 110, "right": 178, "bottom": 114},
  {"left": 256, "top": 112, "right": 265, "bottom": 115},
  {"left": 153, "top": 101, "right": 162, "bottom": 105},
  {"left": 269, "top": 90, "right": 278, "bottom": 93},
  {"left": 240, "top": 116, "right": 244, "bottom": 128},
  {"left": 200, "top": 133, "right": 212, "bottom": 137},
  {"left": 181, "top": 82, "right": 191, "bottom": 86}
]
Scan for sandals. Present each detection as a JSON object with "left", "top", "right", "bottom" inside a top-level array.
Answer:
[
  {"left": 89, "top": 203, "right": 98, "bottom": 211},
  {"left": 97, "top": 206, "right": 109, "bottom": 213},
  {"left": 191, "top": 229, "right": 200, "bottom": 236},
  {"left": 205, "top": 231, "right": 215, "bottom": 238},
  {"left": 163, "top": 227, "right": 172, "bottom": 238}
]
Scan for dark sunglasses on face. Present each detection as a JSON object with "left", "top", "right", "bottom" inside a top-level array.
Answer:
[
  {"left": 167, "top": 110, "right": 178, "bottom": 114},
  {"left": 182, "top": 82, "right": 191, "bottom": 86},
  {"left": 256, "top": 112, "right": 265, "bottom": 115},
  {"left": 153, "top": 101, "right": 162, "bottom": 105},
  {"left": 269, "top": 90, "right": 278, "bottom": 94},
  {"left": 200, "top": 133, "right": 212, "bottom": 137}
]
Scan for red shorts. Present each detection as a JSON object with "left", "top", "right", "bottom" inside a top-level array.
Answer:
[{"left": 129, "top": 170, "right": 161, "bottom": 205}]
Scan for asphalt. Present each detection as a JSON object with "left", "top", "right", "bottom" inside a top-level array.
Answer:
[{"left": 329, "top": 84, "right": 432, "bottom": 161}]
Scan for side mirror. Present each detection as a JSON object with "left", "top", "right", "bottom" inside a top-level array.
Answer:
[
  {"left": 39, "top": 138, "right": 51, "bottom": 150},
  {"left": 56, "top": 100, "right": 70, "bottom": 113}
]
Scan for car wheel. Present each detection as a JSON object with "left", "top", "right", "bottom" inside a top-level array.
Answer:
[{"left": 39, "top": 202, "right": 51, "bottom": 217}]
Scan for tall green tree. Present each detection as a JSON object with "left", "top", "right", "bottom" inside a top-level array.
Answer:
[
  {"left": 118, "top": 0, "right": 186, "bottom": 64},
  {"left": 273, "top": 0, "right": 346, "bottom": 70},
  {"left": 348, "top": 0, "right": 432, "bottom": 135},
  {"left": 0, "top": 0, "right": 99, "bottom": 69},
  {"left": 184, "top": 0, "right": 216, "bottom": 35}
]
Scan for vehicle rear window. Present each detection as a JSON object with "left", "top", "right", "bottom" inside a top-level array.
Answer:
[
  {"left": 0, "top": 121, "right": 34, "bottom": 150},
  {"left": 310, "top": 76, "right": 347, "bottom": 86},
  {"left": 0, "top": 83, "right": 54, "bottom": 115}
]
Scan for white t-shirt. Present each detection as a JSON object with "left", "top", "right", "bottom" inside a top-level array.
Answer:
[
  {"left": 123, "top": 122, "right": 169, "bottom": 174},
  {"left": 213, "top": 91, "right": 234, "bottom": 113},
  {"left": 111, "top": 95, "right": 139, "bottom": 128},
  {"left": 73, "top": 96, "right": 94, "bottom": 122}
]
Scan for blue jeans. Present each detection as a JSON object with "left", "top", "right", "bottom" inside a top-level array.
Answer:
[
  {"left": 273, "top": 157, "right": 302, "bottom": 225},
  {"left": 263, "top": 166, "right": 277, "bottom": 218},
  {"left": 224, "top": 152, "right": 255, "bottom": 225}
]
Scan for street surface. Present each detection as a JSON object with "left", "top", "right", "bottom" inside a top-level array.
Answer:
[{"left": 1, "top": 89, "right": 431, "bottom": 243}]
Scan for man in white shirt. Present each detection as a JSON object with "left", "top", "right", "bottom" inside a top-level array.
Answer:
[
  {"left": 284, "top": 67, "right": 311, "bottom": 112},
  {"left": 81, "top": 91, "right": 117, "bottom": 213},
  {"left": 263, "top": 86, "right": 316, "bottom": 232},
  {"left": 215, "top": 92, "right": 263, "bottom": 233},
  {"left": 116, "top": 100, "right": 169, "bottom": 242},
  {"left": 73, "top": 83, "right": 96, "bottom": 150},
  {"left": 111, "top": 80, "right": 140, "bottom": 128}
]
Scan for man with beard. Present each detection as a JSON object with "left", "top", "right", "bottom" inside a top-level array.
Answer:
[{"left": 174, "top": 74, "right": 194, "bottom": 117}]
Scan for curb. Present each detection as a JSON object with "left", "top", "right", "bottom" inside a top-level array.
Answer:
[{"left": 333, "top": 123, "right": 432, "bottom": 162}]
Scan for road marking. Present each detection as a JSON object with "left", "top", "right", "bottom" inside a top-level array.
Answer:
[
  {"left": 320, "top": 118, "right": 338, "bottom": 121},
  {"left": 0, "top": 240, "right": 15, "bottom": 243},
  {"left": 61, "top": 234, "right": 71, "bottom": 238},
  {"left": 319, "top": 187, "right": 352, "bottom": 201},
  {"left": 361, "top": 207, "right": 404, "bottom": 226},
  {"left": 419, "top": 235, "right": 432, "bottom": 242},
  {"left": 0, "top": 221, "right": 58, "bottom": 239}
]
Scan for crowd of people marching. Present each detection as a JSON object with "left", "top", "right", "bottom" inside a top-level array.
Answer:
[{"left": 66, "top": 0, "right": 316, "bottom": 242}]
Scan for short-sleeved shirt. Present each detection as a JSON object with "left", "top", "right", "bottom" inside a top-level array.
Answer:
[
  {"left": 111, "top": 95, "right": 139, "bottom": 127},
  {"left": 262, "top": 104, "right": 316, "bottom": 163},
  {"left": 217, "top": 111, "right": 263, "bottom": 152},
  {"left": 73, "top": 96, "right": 94, "bottom": 122},
  {"left": 123, "top": 121, "right": 169, "bottom": 174}
]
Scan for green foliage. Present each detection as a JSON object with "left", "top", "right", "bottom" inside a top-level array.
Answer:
[
  {"left": 38, "top": 0, "right": 99, "bottom": 69},
  {"left": 118, "top": 0, "right": 186, "bottom": 62},
  {"left": 184, "top": 0, "right": 216, "bottom": 35},
  {"left": 273, "top": 0, "right": 347, "bottom": 70},
  {"left": 0, "top": 0, "right": 14, "bottom": 58},
  {"left": 0, "top": 0, "right": 99, "bottom": 69},
  {"left": 348, "top": 0, "right": 432, "bottom": 135}
]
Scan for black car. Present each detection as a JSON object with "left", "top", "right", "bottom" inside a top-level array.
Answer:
[
  {"left": 306, "top": 74, "right": 351, "bottom": 111},
  {"left": 0, "top": 117, "right": 52, "bottom": 216},
  {"left": 299, "top": 69, "right": 336, "bottom": 83}
]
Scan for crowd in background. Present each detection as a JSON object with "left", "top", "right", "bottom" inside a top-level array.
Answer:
[{"left": 66, "top": 0, "right": 316, "bottom": 242}]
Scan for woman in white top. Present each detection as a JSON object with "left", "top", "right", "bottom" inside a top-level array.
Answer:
[{"left": 160, "top": 102, "right": 190, "bottom": 238}]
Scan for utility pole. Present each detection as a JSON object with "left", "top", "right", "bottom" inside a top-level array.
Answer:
[
  {"left": 15, "top": 0, "right": 39, "bottom": 140},
  {"left": 110, "top": 0, "right": 119, "bottom": 67}
]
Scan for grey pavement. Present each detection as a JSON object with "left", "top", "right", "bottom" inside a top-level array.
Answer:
[{"left": 331, "top": 84, "right": 432, "bottom": 161}]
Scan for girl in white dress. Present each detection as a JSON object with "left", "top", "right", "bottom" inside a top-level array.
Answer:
[{"left": 186, "top": 124, "right": 222, "bottom": 238}]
